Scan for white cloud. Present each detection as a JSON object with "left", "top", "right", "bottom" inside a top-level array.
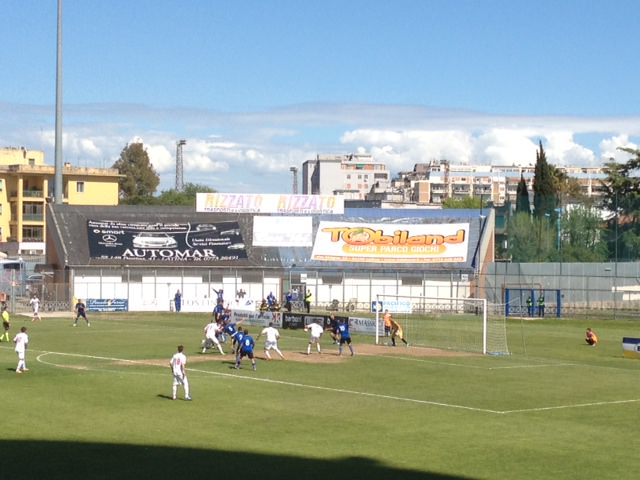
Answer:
[
  {"left": 2, "top": 101, "right": 640, "bottom": 193},
  {"left": 599, "top": 134, "right": 637, "bottom": 163}
]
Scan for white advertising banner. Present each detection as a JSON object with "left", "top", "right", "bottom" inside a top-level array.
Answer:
[
  {"left": 311, "top": 221, "right": 470, "bottom": 264},
  {"left": 196, "top": 193, "right": 344, "bottom": 214},
  {"left": 253, "top": 216, "right": 313, "bottom": 247}
]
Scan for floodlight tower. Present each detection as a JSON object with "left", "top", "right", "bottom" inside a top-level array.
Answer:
[
  {"left": 290, "top": 166, "right": 298, "bottom": 194},
  {"left": 176, "top": 139, "right": 186, "bottom": 192}
]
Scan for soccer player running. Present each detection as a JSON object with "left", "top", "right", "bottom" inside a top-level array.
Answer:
[
  {"left": 202, "top": 320, "right": 225, "bottom": 355},
  {"left": 235, "top": 329, "right": 257, "bottom": 371},
  {"left": 169, "top": 345, "right": 191, "bottom": 401},
  {"left": 73, "top": 299, "right": 90, "bottom": 327},
  {"left": 337, "top": 318, "right": 355, "bottom": 356},
  {"left": 256, "top": 322, "right": 285, "bottom": 360},
  {"left": 390, "top": 318, "right": 408, "bottom": 347},
  {"left": 304, "top": 321, "right": 324, "bottom": 355},
  {"left": 13, "top": 326, "right": 29, "bottom": 373}
]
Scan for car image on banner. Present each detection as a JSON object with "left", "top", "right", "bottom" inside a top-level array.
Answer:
[{"left": 132, "top": 232, "right": 178, "bottom": 249}]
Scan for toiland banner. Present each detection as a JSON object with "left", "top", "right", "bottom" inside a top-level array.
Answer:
[
  {"left": 311, "top": 221, "right": 470, "bottom": 263},
  {"left": 195, "top": 193, "right": 344, "bottom": 214},
  {"left": 87, "top": 219, "right": 247, "bottom": 262}
]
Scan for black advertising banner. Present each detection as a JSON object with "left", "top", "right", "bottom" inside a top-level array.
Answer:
[{"left": 87, "top": 220, "right": 248, "bottom": 262}]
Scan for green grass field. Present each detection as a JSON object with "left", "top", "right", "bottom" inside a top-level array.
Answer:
[{"left": 2, "top": 311, "right": 639, "bottom": 480}]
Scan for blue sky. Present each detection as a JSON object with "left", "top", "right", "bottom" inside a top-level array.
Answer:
[{"left": 2, "top": 0, "right": 639, "bottom": 193}]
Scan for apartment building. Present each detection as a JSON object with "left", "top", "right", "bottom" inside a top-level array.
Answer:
[
  {"left": 392, "top": 160, "right": 607, "bottom": 206},
  {"left": 0, "top": 147, "right": 122, "bottom": 254},
  {"left": 302, "top": 153, "right": 391, "bottom": 200}
]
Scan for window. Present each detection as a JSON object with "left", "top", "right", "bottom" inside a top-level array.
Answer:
[
  {"left": 0, "top": 179, "right": 3, "bottom": 191},
  {"left": 76, "top": 181, "right": 85, "bottom": 193},
  {"left": 28, "top": 158, "right": 35, "bottom": 166}
]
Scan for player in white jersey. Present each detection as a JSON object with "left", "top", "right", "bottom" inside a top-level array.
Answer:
[
  {"left": 201, "top": 320, "right": 225, "bottom": 355},
  {"left": 13, "top": 326, "right": 29, "bottom": 373},
  {"left": 304, "top": 321, "right": 324, "bottom": 355},
  {"left": 29, "top": 295, "right": 41, "bottom": 322},
  {"left": 256, "top": 322, "right": 285, "bottom": 360},
  {"left": 169, "top": 345, "right": 191, "bottom": 401}
]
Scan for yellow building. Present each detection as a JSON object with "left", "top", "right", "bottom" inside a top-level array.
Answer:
[{"left": 0, "top": 147, "right": 122, "bottom": 254}]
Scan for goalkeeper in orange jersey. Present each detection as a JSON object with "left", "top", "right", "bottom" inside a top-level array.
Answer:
[
  {"left": 390, "top": 318, "right": 408, "bottom": 347},
  {"left": 585, "top": 328, "right": 598, "bottom": 347}
]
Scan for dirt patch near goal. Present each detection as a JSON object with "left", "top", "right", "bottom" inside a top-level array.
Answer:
[{"left": 118, "top": 344, "right": 474, "bottom": 368}]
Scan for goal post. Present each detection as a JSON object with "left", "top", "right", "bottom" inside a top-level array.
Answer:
[{"left": 373, "top": 294, "right": 509, "bottom": 355}]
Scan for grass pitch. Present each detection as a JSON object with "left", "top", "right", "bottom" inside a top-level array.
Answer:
[{"left": 2, "top": 312, "right": 639, "bottom": 480}]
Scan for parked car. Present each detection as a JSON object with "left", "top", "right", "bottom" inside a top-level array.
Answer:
[{"left": 132, "top": 232, "right": 178, "bottom": 248}]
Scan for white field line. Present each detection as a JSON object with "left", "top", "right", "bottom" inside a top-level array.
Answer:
[{"left": 23, "top": 348, "right": 640, "bottom": 416}]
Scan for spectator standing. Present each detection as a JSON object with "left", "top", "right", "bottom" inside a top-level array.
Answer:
[
  {"left": 304, "top": 289, "right": 313, "bottom": 313},
  {"left": 174, "top": 290, "right": 182, "bottom": 312},
  {"left": 537, "top": 292, "right": 545, "bottom": 317}
]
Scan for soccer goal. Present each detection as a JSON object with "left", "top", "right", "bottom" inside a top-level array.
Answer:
[{"left": 374, "top": 294, "right": 509, "bottom": 355}]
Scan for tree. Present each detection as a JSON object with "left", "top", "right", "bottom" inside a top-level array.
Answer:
[
  {"left": 442, "top": 196, "right": 485, "bottom": 209},
  {"left": 515, "top": 174, "right": 531, "bottom": 214},
  {"left": 560, "top": 206, "right": 607, "bottom": 261},
  {"left": 601, "top": 149, "right": 640, "bottom": 260},
  {"left": 156, "top": 183, "right": 217, "bottom": 206},
  {"left": 506, "top": 212, "right": 539, "bottom": 262},
  {"left": 533, "top": 141, "right": 558, "bottom": 219},
  {"left": 112, "top": 142, "right": 160, "bottom": 204}
]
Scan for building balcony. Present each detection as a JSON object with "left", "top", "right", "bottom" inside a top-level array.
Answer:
[
  {"left": 10, "top": 190, "right": 45, "bottom": 199},
  {"left": 22, "top": 213, "right": 45, "bottom": 222}
]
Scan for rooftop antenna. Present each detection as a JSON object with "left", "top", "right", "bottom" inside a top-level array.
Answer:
[
  {"left": 176, "top": 139, "right": 186, "bottom": 192},
  {"left": 289, "top": 166, "right": 298, "bottom": 194}
]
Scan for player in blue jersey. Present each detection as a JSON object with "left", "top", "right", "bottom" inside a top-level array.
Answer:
[
  {"left": 235, "top": 329, "right": 257, "bottom": 371},
  {"left": 223, "top": 318, "right": 244, "bottom": 354},
  {"left": 337, "top": 318, "right": 355, "bottom": 356},
  {"left": 213, "top": 301, "right": 225, "bottom": 322}
]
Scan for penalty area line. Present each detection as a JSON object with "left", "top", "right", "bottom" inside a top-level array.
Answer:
[{"left": 187, "top": 366, "right": 503, "bottom": 414}]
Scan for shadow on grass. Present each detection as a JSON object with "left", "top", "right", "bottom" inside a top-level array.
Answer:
[{"left": 0, "top": 440, "right": 475, "bottom": 480}]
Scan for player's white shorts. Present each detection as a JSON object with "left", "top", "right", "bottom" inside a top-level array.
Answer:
[
  {"left": 309, "top": 334, "right": 321, "bottom": 343},
  {"left": 206, "top": 335, "right": 221, "bottom": 345},
  {"left": 16, "top": 350, "right": 26, "bottom": 361},
  {"left": 265, "top": 340, "right": 279, "bottom": 350},
  {"left": 173, "top": 374, "right": 187, "bottom": 387}
]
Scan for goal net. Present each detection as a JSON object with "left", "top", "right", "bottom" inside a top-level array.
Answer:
[{"left": 374, "top": 294, "right": 509, "bottom": 355}]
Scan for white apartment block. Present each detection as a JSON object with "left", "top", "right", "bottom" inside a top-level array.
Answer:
[
  {"left": 393, "top": 160, "right": 607, "bottom": 206},
  {"left": 302, "top": 154, "right": 391, "bottom": 200}
]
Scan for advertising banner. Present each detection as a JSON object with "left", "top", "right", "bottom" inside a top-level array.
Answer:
[
  {"left": 87, "top": 220, "right": 247, "bottom": 262},
  {"left": 253, "top": 216, "right": 313, "bottom": 247},
  {"left": 86, "top": 298, "right": 128, "bottom": 312},
  {"left": 196, "top": 193, "right": 344, "bottom": 214},
  {"left": 311, "top": 221, "right": 469, "bottom": 264}
]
